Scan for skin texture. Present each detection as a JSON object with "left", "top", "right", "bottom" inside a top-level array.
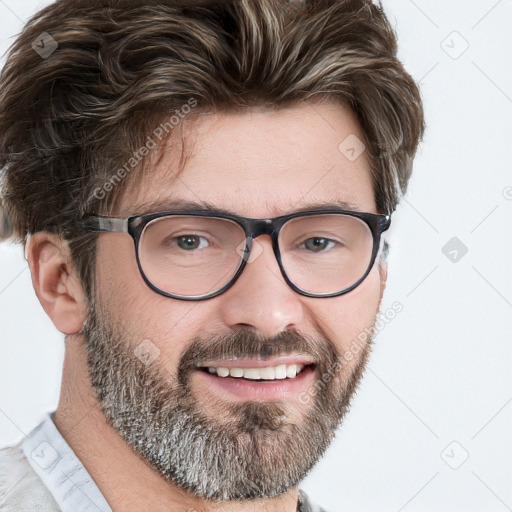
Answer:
[{"left": 27, "top": 102, "right": 388, "bottom": 512}]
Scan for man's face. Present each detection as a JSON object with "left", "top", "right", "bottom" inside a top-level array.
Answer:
[{"left": 84, "top": 102, "right": 386, "bottom": 501}]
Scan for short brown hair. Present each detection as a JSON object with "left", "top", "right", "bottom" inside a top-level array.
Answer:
[{"left": 0, "top": 0, "right": 424, "bottom": 297}]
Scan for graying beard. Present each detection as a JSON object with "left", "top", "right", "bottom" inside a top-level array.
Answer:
[{"left": 83, "top": 306, "right": 372, "bottom": 501}]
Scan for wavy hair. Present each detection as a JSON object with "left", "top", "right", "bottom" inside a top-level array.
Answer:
[{"left": 0, "top": 0, "right": 424, "bottom": 297}]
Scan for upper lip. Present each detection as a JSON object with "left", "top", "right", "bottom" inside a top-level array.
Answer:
[{"left": 198, "top": 355, "right": 316, "bottom": 369}]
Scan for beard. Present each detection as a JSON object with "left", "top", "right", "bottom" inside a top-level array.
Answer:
[{"left": 82, "top": 301, "right": 375, "bottom": 502}]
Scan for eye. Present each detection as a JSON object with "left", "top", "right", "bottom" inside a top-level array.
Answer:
[
  {"left": 175, "top": 234, "right": 209, "bottom": 250},
  {"left": 301, "top": 237, "right": 336, "bottom": 252}
]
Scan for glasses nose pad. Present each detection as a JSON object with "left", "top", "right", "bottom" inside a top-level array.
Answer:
[
  {"left": 235, "top": 219, "right": 279, "bottom": 265},
  {"left": 239, "top": 235, "right": 280, "bottom": 267}
]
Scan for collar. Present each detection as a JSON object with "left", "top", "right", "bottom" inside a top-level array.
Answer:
[
  {"left": 22, "top": 413, "right": 323, "bottom": 511},
  {"left": 21, "top": 413, "right": 112, "bottom": 512}
]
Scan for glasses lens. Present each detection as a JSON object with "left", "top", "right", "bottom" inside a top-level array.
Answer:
[
  {"left": 279, "top": 214, "right": 374, "bottom": 295},
  {"left": 139, "top": 216, "right": 246, "bottom": 297}
]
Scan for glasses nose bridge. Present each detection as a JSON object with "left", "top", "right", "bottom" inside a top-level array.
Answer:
[
  {"left": 243, "top": 217, "right": 284, "bottom": 267},
  {"left": 250, "top": 218, "right": 276, "bottom": 237},
  {"left": 246, "top": 218, "right": 283, "bottom": 250}
]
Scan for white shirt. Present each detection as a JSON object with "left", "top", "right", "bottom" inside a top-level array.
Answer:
[
  {"left": 0, "top": 413, "right": 327, "bottom": 511},
  {"left": 0, "top": 413, "right": 111, "bottom": 511}
]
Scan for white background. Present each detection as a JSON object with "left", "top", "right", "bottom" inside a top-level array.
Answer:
[{"left": 1, "top": 1, "right": 511, "bottom": 511}]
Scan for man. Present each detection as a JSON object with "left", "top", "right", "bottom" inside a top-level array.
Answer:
[{"left": 0, "top": 0, "right": 423, "bottom": 510}]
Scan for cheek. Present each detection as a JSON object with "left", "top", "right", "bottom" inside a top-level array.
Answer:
[
  {"left": 95, "top": 234, "right": 217, "bottom": 372},
  {"left": 310, "top": 265, "right": 383, "bottom": 354},
  {"left": 96, "top": 234, "right": 144, "bottom": 311}
]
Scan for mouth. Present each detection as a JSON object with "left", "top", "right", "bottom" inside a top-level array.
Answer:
[
  {"left": 193, "top": 356, "right": 318, "bottom": 401},
  {"left": 199, "top": 363, "right": 313, "bottom": 381}
]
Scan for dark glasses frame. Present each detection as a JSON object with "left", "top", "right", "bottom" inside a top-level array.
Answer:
[{"left": 78, "top": 208, "right": 391, "bottom": 300}]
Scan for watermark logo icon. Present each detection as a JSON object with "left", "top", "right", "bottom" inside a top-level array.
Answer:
[
  {"left": 441, "top": 31, "right": 469, "bottom": 60},
  {"left": 134, "top": 338, "right": 160, "bottom": 365},
  {"left": 31, "top": 441, "right": 59, "bottom": 469},
  {"left": 31, "top": 32, "right": 58, "bottom": 59},
  {"left": 236, "top": 239, "right": 263, "bottom": 263},
  {"left": 442, "top": 237, "right": 468, "bottom": 263},
  {"left": 441, "top": 441, "right": 469, "bottom": 469},
  {"left": 338, "top": 134, "right": 366, "bottom": 162},
  {"left": 287, "top": 0, "right": 307, "bottom": 9}
]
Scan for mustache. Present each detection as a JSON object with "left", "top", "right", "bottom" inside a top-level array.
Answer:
[{"left": 178, "top": 328, "right": 339, "bottom": 382}]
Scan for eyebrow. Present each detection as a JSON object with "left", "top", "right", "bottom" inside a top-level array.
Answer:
[{"left": 128, "top": 198, "right": 362, "bottom": 217}]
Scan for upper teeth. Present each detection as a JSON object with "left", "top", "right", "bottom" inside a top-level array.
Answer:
[{"left": 207, "top": 364, "right": 305, "bottom": 380}]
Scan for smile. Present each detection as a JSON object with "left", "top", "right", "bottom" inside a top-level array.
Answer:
[
  {"left": 204, "top": 363, "right": 307, "bottom": 380},
  {"left": 194, "top": 356, "right": 318, "bottom": 400}
]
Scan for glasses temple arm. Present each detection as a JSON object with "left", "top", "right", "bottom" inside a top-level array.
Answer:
[{"left": 79, "top": 217, "right": 129, "bottom": 233}]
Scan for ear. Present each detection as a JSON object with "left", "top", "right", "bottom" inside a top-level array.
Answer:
[{"left": 26, "top": 232, "right": 87, "bottom": 335}]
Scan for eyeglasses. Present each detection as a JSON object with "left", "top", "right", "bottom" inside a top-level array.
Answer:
[{"left": 79, "top": 208, "right": 390, "bottom": 300}]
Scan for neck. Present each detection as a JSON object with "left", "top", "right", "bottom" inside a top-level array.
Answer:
[{"left": 53, "top": 335, "right": 301, "bottom": 512}]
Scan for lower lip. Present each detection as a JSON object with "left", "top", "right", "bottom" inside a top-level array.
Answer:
[{"left": 193, "top": 366, "right": 317, "bottom": 401}]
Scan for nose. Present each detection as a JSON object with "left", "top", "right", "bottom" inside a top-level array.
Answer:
[{"left": 216, "top": 235, "right": 307, "bottom": 338}]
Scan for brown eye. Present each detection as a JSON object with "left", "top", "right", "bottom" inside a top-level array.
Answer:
[
  {"left": 176, "top": 235, "right": 208, "bottom": 250},
  {"left": 301, "top": 237, "right": 336, "bottom": 252}
]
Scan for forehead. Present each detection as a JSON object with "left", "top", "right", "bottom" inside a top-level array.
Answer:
[{"left": 120, "top": 101, "right": 376, "bottom": 217}]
